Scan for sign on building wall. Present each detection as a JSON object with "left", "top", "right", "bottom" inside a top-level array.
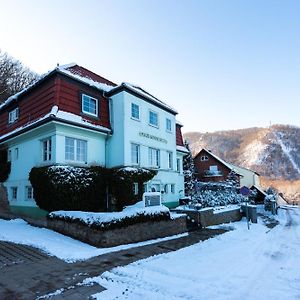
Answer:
[{"left": 139, "top": 132, "right": 168, "bottom": 144}]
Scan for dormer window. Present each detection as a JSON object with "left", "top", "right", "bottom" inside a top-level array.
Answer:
[
  {"left": 8, "top": 107, "right": 19, "bottom": 124},
  {"left": 82, "top": 94, "right": 98, "bottom": 117}
]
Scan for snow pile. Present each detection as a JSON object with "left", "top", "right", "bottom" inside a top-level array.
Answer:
[
  {"left": 48, "top": 202, "right": 170, "bottom": 229},
  {"left": 88, "top": 207, "right": 300, "bottom": 300},
  {"left": 0, "top": 218, "right": 187, "bottom": 263}
]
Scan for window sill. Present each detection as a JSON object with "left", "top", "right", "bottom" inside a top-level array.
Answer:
[
  {"left": 148, "top": 123, "right": 159, "bottom": 129},
  {"left": 80, "top": 112, "right": 99, "bottom": 120},
  {"left": 131, "top": 117, "right": 140, "bottom": 122}
]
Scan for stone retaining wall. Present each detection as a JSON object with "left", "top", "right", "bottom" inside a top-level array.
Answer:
[
  {"left": 47, "top": 216, "right": 187, "bottom": 248},
  {"left": 200, "top": 208, "right": 242, "bottom": 227},
  {"left": 172, "top": 207, "right": 242, "bottom": 228}
]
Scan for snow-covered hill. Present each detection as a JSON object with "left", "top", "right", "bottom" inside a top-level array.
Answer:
[{"left": 184, "top": 124, "right": 300, "bottom": 180}]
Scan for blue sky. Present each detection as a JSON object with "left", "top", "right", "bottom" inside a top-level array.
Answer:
[{"left": 0, "top": 0, "right": 299, "bottom": 132}]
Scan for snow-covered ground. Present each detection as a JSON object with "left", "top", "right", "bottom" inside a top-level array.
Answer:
[
  {"left": 88, "top": 206, "right": 300, "bottom": 300},
  {"left": 0, "top": 219, "right": 187, "bottom": 262}
]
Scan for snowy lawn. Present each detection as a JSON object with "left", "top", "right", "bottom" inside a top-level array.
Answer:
[
  {"left": 0, "top": 218, "right": 187, "bottom": 263},
  {"left": 87, "top": 206, "right": 300, "bottom": 300}
]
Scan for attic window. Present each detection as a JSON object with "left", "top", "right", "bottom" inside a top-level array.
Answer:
[
  {"left": 8, "top": 107, "right": 19, "bottom": 124},
  {"left": 200, "top": 155, "right": 209, "bottom": 161},
  {"left": 82, "top": 94, "right": 98, "bottom": 117}
]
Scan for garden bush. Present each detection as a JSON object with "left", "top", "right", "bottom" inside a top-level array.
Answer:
[
  {"left": 0, "top": 150, "right": 11, "bottom": 182},
  {"left": 29, "top": 165, "right": 157, "bottom": 212}
]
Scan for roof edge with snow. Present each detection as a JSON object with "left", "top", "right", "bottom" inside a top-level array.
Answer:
[{"left": 106, "top": 83, "right": 178, "bottom": 115}]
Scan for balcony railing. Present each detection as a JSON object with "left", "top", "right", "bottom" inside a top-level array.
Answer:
[{"left": 204, "top": 170, "right": 223, "bottom": 177}]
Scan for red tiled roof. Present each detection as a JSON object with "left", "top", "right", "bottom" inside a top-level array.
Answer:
[{"left": 66, "top": 65, "right": 117, "bottom": 87}]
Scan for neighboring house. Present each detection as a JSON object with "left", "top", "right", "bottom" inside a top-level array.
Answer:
[
  {"left": 194, "top": 149, "right": 260, "bottom": 188},
  {"left": 0, "top": 63, "right": 188, "bottom": 213}
]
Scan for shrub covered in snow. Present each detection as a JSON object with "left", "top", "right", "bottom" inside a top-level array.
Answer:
[
  {"left": 183, "top": 141, "right": 197, "bottom": 198},
  {"left": 48, "top": 202, "right": 170, "bottom": 230},
  {"left": 192, "top": 182, "right": 253, "bottom": 208},
  {"left": 29, "top": 165, "right": 157, "bottom": 212},
  {"left": 0, "top": 149, "right": 11, "bottom": 182}
]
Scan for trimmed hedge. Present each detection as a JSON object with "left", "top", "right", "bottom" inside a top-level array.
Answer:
[
  {"left": 0, "top": 150, "right": 11, "bottom": 182},
  {"left": 48, "top": 209, "right": 170, "bottom": 231},
  {"left": 29, "top": 165, "right": 157, "bottom": 212}
]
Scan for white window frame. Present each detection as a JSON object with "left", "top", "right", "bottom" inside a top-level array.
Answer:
[
  {"left": 167, "top": 151, "right": 173, "bottom": 169},
  {"left": 133, "top": 182, "right": 139, "bottom": 195},
  {"left": 82, "top": 94, "right": 98, "bottom": 117},
  {"left": 65, "top": 137, "right": 87, "bottom": 163},
  {"left": 14, "top": 148, "right": 19, "bottom": 160},
  {"left": 176, "top": 158, "right": 181, "bottom": 173},
  {"left": 166, "top": 118, "right": 172, "bottom": 132},
  {"left": 149, "top": 110, "right": 159, "bottom": 128},
  {"left": 8, "top": 150, "right": 12, "bottom": 162},
  {"left": 171, "top": 184, "right": 175, "bottom": 194},
  {"left": 164, "top": 184, "right": 169, "bottom": 194},
  {"left": 149, "top": 147, "right": 160, "bottom": 168},
  {"left": 131, "top": 143, "right": 140, "bottom": 165},
  {"left": 131, "top": 103, "right": 140, "bottom": 120},
  {"left": 25, "top": 186, "right": 33, "bottom": 201},
  {"left": 8, "top": 107, "right": 19, "bottom": 124},
  {"left": 11, "top": 187, "right": 17, "bottom": 200},
  {"left": 42, "top": 138, "right": 52, "bottom": 162},
  {"left": 201, "top": 155, "right": 209, "bottom": 161},
  {"left": 210, "top": 165, "right": 218, "bottom": 172}
]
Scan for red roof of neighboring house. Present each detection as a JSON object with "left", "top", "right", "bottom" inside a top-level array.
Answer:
[{"left": 176, "top": 123, "right": 184, "bottom": 146}]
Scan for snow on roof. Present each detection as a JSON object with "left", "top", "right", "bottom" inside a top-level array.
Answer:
[
  {"left": 57, "top": 65, "right": 115, "bottom": 93},
  {"left": 202, "top": 149, "right": 235, "bottom": 171},
  {"left": 0, "top": 105, "right": 111, "bottom": 142},
  {"left": 0, "top": 63, "right": 115, "bottom": 112},
  {"left": 252, "top": 185, "right": 267, "bottom": 196},
  {"left": 54, "top": 108, "right": 111, "bottom": 133},
  {"left": 230, "top": 163, "right": 260, "bottom": 176},
  {"left": 176, "top": 145, "right": 189, "bottom": 153},
  {"left": 199, "top": 149, "right": 259, "bottom": 176},
  {"left": 176, "top": 119, "right": 183, "bottom": 126},
  {"left": 112, "top": 82, "right": 178, "bottom": 114}
]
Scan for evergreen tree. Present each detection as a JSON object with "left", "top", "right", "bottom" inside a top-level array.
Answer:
[{"left": 183, "top": 140, "right": 197, "bottom": 198}]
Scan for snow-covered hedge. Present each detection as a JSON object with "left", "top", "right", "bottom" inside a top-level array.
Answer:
[
  {"left": 29, "top": 165, "right": 157, "bottom": 212},
  {"left": 48, "top": 202, "right": 170, "bottom": 230},
  {"left": 193, "top": 182, "right": 254, "bottom": 208},
  {"left": 0, "top": 149, "right": 11, "bottom": 182}
]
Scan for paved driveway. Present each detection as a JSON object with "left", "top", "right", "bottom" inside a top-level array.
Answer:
[{"left": 0, "top": 229, "right": 226, "bottom": 299}]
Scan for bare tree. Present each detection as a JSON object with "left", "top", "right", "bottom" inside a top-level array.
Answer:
[{"left": 0, "top": 50, "right": 40, "bottom": 104}]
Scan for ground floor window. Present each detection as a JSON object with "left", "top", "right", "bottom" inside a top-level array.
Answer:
[
  {"left": 65, "top": 137, "right": 87, "bottom": 163},
  {"left": 131, "top": 143, "right": 140, "bottom": 165},
  {"left": 171, "top": 184, "right": 175, "bottom": 193},
  {"left": 133, "top": 182, "right": 138, "bottom": 195},
  {"left": 11, "top": 187, "right": 17, "bottom": 200},
  {"left": 149, "top": 148, "right": 160, "bottom": 168},
  {"left": 176, "top": 158, "right": 181, "bottom": 173},
  {"left": 42, "top": 138, "right": 52, "bottom": 161},
  {"left": 25, "top": 186, "right": 33, "bottom": 200}
]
